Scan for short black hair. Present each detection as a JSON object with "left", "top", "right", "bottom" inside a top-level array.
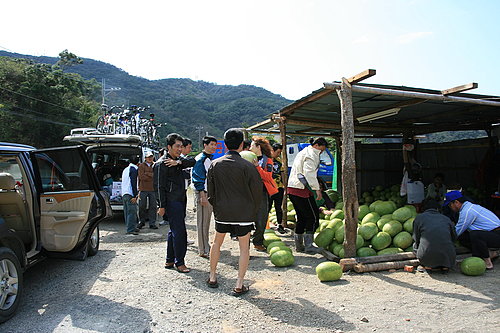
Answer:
[
  {"left": 130, "top": 155, "right": 140, "bottom": 165},
  {"left": 434, "top": 173, "right": 445, "bottom": 179},
  {"left": 272, "top": 143, "right": 283, "bottom": 151},
  {"left": 422, "top": 198, "right": 440, "bottom": 211},
  {"left": 309, "top": 137, "right": 328, "bottom": 147},
  {"left": 166, "top": 133, "right": 184, "bottom": 147},
  {"left": 202, "top": 136, "right": 217, "bottom": 146},
  {"left": 224, "top": 128, "right": 244, "bottom": 150},
  {"left": 242, "top": 139, "right": 251, "bottom": 150},
  {"left": 182, "top": 138, "right": 192, "bottom": 147}
]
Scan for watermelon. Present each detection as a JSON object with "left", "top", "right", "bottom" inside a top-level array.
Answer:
[
  {"left": 326, "top": 218, "right": 343, "bottom": 232},
  {"left": 332, "top": 244, "right": 343, "bottom": 256},
  {"left": 266, "top": 241, "right": 286, "bottom": 253},
  {"left": 334, "top": 226, "right": 345, "bottom": 243},
  {"left": 392, "top": 231, "right": 413, "bottom": 249},
  {"left": 392, "top": 207, "right": 413, "bottom": 222},
  {"left": 316, "top": 262, "right": 343, "bottom": 282},
  {"left": 331, "top": 209, "right": 344, "bottom": 220},
  {"left": 374, "top": 201, "right": 395, "bottom": 216},
  {"left": 314, "top": 228, "right": 336, "bottom": 248},
  {"left": 371, "top": 232, "right": 392, "bottom": 250},
  {"left": 357, "top": 247, "right": 377, "bottom": 257},
  {"left": 269, "top": 245, "right": 292, "bottom": 256},
  {"left": 358, "top": 222, "right": 378, "bottom": 240},
  {"left": 377, "top": 247, "right": 404, "bottom": 256},
  {"left": 460, "top": 257, "right": 487, "bottom": 276},
  {"left": 403, "top": 217, "right": 415, "bottom": 233},
  {"left": 382, "top": 220, "right": 403, "bottom": 237},
  {"left": 361, "top": 212, "right": 380, "bottom": 225},
  {"left": 270, "top": 250, "right": 295, "bottom": 267},
  {"left": 358, "top": 205, "right": 371, "bottom": 220}
]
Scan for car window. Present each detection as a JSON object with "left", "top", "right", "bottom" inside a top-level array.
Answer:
[
  {"left": 0, "top": 155, "right": 23, "bottom": 183},
  {"left": 320, "top": 150, "right": 332, "bottom": 166},
  {"left": 33, "top": 150, "right": 92, "bottom": 192}
]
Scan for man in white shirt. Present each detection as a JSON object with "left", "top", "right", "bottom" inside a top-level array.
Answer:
[{"left": 121, "top": 156, "right": 140, "bottom": 235}]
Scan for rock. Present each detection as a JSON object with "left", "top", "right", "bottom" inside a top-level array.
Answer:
[{"left": 361, "top": 317, "right": 369, "bottom": 322}]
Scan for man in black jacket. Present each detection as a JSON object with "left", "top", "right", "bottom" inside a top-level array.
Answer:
[
  {"left": 206, "top": 128, "right": 262, "bottom": 295},
  {"left": 154, "top": 133, "right": 195, "bottom": 273}
]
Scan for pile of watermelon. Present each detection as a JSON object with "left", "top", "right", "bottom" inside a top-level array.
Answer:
[
  {"left": 315, "top": 200, "right": 417, "bottom": 258},
  {"left": 264, "top": 229, "right": 295, "bottom": 267}
]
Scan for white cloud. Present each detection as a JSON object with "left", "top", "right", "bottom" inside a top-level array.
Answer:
[
  {"left": 352, "top": 35, "right": 372, "bottom": 44},
  {"left": 397, "top": 31, "right": 433, "bottom": 44}
]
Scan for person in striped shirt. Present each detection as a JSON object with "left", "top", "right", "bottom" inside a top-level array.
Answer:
[{"left": 445, "top": 190, "right": 500, "bottom": 269}]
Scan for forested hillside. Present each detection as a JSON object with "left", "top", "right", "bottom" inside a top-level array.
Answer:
[{"left": 0, "top": 51, "right": 290, "bottom": 147}]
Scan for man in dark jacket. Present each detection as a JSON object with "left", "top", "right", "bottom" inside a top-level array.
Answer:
[
  {"left": 413, "top": 198, "right": 457, "bottom": 271},
  {"left": 154, "top": 133, "right": 195, "bottom": 273},
  {"left": 206, "top": 128, "right": 262, "bottom": 296}
]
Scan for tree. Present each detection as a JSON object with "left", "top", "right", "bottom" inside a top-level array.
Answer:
[{"left": 55, "top": 49, "right": 83, "bottom": 71}]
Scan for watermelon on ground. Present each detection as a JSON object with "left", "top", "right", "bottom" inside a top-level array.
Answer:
[
  {"left": 376, "top": 217, "right": 392, "bottom": 230},
  {"left": 270, "top": 250, "right": 295, "bottom": 267},
  {"left": 316, "top": 262, "right": 343, "bottom": 282},
  {"left": 269, "top": 245, "right": 292, "bottom": 256},
  {"left": 460, "top": 257, "right": 487, "bottom": 276},
  {"left": 266, "top": 241, "right": 286, "bottom": 253},
  {"left": 362, "top": 212, "right": 380, "bottom": 225}
]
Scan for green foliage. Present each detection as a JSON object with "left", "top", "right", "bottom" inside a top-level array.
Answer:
[
  {"left": 0, "top": 51, "right": 290, "bottom": 145},
  {"left": 0, "top": 55, "right": 101, "bottom": 147}
]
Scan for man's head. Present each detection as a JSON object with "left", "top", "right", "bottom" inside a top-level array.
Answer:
[
  {"left": 444, "top": 190, "right": 466, "bottom": 212},
  {"left": 433, "top": 173, "right": 444, "bottom": 186},
  {"left": 130, "top": 155, "right": 140, "bottom": 165},
  {"left": 272, "top": 143, "right": 283, "bottom": 159},
  {"left": 224, "top": 128, "right": 244, "bottom": 151},
  {"left": 202, "top": 136, "right": 217, "bottom": 155},
  {"left": 144, "top": 151, "right": 154, "bottom": 163},
  {"left": 309, "top": 137, "right": 328, "bottom": 152},
  {"left": 422, "top": 198, "right": 440, "bottom": 211},
  {"left": 242, "top": 139, "right": 251, "bottom": 151},
  {"left": 181, "top": 138, "right": 192, "bottom": 155},
  {"left": 166, "top": 133, "right": 184, "bottom": 159}
]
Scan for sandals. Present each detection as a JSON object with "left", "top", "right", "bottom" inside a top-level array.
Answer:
[
  {"left": 232, "top": 285, "right": 249, "bottom": 297},
  {"left": 206, "top": 278, "right": 219, "bottom": 288},
  {"left": 176, "top": 265, "right": 191, "bottom": 273},
  {"left": 164, "top": 263, "right": 175, "bottom": 269}
]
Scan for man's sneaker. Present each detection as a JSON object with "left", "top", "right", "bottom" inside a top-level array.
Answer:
[
  {"left": 126, "top": 231, "right": 139, "bottom": 235},
  {"left": 137, "top": 222, "right": 145, "bottom": 229},
  {"left": 277, "top": 225, "right": 287, "bottom": 234},
  {"left": 149, "top": 225, "right": 158, "bottom": 229},
  {"left": 159, "top": 221, "right": 169, "bottom": 226}
]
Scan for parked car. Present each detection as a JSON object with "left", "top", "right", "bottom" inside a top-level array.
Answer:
[
  {"left": 63, "top": 129, "right": 159, "bottom": 211},
  {"left": 0, "top": 142, "right": 112, "bottom": 323}
]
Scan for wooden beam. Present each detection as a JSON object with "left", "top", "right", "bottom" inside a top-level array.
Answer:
[
  {"left": 246, "top": 118, "right": 273, "bottom": 131},
  {"left": 355, "top": 98, "right": 428, "bottom": 119},
  {"left": 347, "top": 69, "right": 376, "bottom": 84},
  {"left": 337, "top": 77, "right": 359, "bottom": 258},
  {"left": 280, "top": 88, "right": 335, "bottom": 116},
  {"left": 441, "top": 82, "right": 478, "bottom": 96}
]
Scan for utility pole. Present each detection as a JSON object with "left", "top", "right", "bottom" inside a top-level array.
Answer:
[
  {"left": 196, "top": 125, "right": 204, "bottom": 150},
  {"left": 101, "top": 78, "right": 121, "bottom": 105}
]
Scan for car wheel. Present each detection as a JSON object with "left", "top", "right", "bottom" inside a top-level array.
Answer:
[
  {"left": 87, "top": 226, "right": 99, "bottom": 257},
  {"left": 0, "top": 247, "right": 23, "bottom": 323}
]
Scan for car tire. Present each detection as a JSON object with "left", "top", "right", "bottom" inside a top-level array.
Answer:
[
  {"left": 87, "top": 226, "right": 100, "bottom": 257},
  {"left": 0, "top": 247, "right": 23, "bottom": 323}
]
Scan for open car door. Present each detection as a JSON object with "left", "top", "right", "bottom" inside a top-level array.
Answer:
[{"left": 30, "top": 146, "right": 108, "bottom": 253}]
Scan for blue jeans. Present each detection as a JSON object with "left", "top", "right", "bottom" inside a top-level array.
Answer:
[
  {"left": 165, "top": 200, "right": 188, "bottom": 267},
  {"left": 123, "top": 194, "right": 138, "bottom": 232}
]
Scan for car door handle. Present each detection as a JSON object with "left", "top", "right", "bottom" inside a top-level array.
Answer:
[{"left": 45, "top": 198, "right": 55, "bottom": 204}]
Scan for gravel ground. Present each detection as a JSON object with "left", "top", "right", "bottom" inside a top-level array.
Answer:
[{"left": 2, "top": 191, "right": 499, "bottom": 333}]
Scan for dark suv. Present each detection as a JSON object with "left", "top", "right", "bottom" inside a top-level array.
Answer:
[{"left": 0, "top": 142, "right": 111, "bottom": 323}]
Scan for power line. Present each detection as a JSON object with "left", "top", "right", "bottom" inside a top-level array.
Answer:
[
  {"left": 0, "top": 106, "right": 86, "bottom": 127},
  {"left": 0, "top": 85, "right": 84, "bottom": 114}
]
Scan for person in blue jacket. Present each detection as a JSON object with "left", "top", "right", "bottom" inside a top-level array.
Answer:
[{"left": 192, "top": 135, "right": 217, "bottom": 258}]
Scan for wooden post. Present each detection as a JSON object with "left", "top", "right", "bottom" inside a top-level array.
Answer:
[
  {"left": 333, "top": 135, "right": 342, "bottom": 193},
  {"left": 336, "top": 78, "right": 359, "bottom": 258},
  {"left": 277, "top": 116, "right": 289, "bottom": 226}
]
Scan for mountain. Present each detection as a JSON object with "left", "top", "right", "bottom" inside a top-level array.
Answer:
[{"left": 0, "top": 51, "right": 290, "bottom": 145}]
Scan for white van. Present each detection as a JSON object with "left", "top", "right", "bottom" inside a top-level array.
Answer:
[{"left": 63, "top": 129, "right": 159, "bottom": 211}]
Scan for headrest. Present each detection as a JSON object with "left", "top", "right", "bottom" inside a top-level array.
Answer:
[{"left": 0, "top": 173, "right": 16, "bottom": 190}]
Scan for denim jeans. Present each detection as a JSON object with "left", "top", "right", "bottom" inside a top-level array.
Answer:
[
  {"left": 123, "top": 194, "right": 138, "bottom": 232},
  {"left": 165, "top": 200, "right": 188, "bottom": 267}
]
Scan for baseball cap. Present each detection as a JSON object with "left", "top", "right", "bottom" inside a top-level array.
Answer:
[
  {"left": 443, "top": 190, "right": 463, "bottom": 207},
  {"left": 145, "top": 151, "right": 154, "bottom": 158}
]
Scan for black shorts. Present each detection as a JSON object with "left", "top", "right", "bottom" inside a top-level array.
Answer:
[{"left": 215, "top": 222, "right": 254, "bottom": 237}]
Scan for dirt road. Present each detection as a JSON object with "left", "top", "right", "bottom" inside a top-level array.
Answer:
[{"left": 2, "top": 195, "right": 499, "bottom": 332}]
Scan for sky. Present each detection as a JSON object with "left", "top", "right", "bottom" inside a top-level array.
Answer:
[{"left": 2, "top": 0, "right": 500, "bottom": 100}]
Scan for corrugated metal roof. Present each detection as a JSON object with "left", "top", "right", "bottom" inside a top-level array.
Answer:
[{"left": 247, "top": 82, "right": 500, "bottom": 137}]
